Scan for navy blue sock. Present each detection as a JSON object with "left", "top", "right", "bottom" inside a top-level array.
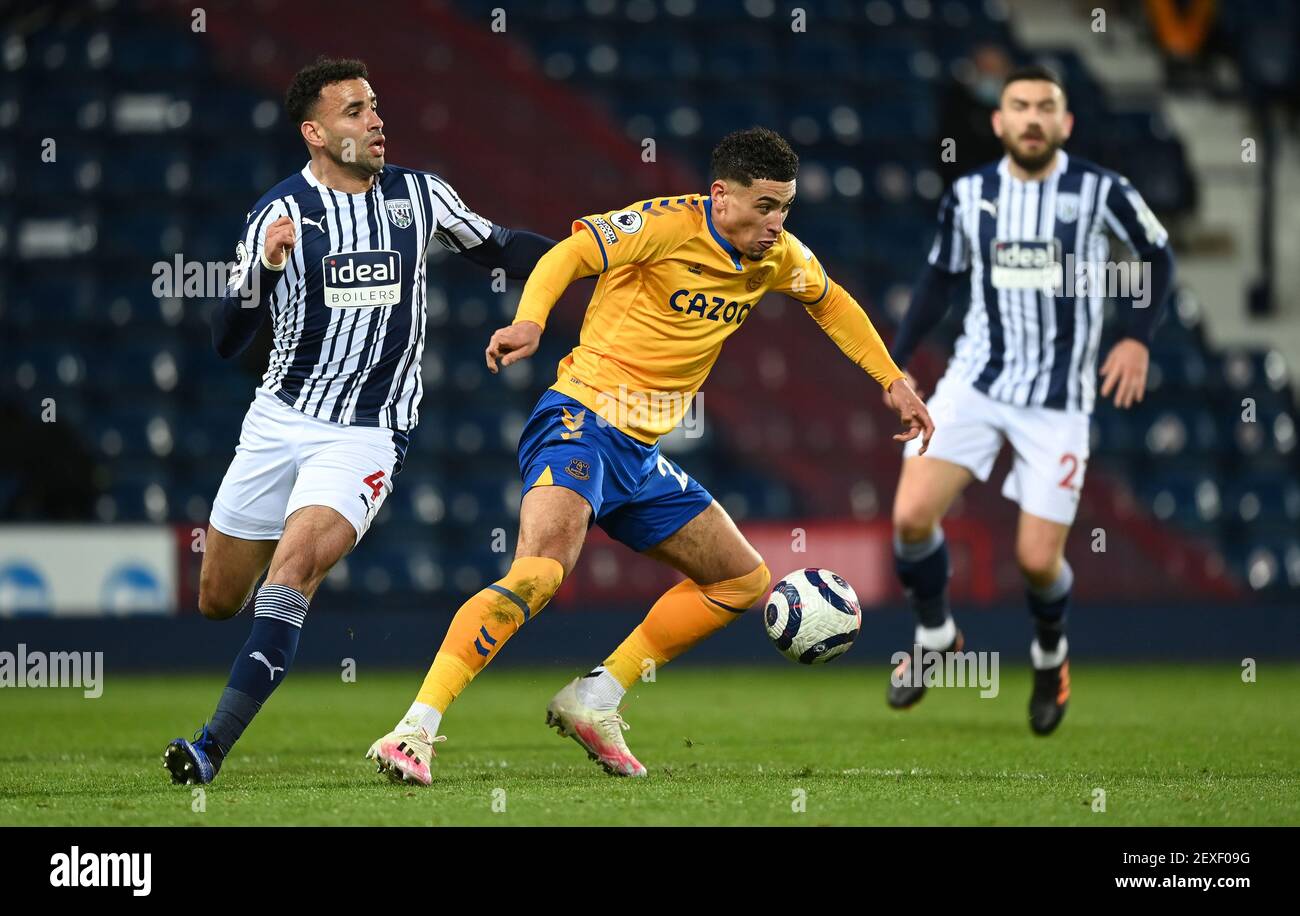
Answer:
[
  {"left": 1027, "top": 560, "right": 1072, "bottom": 652},
  {"left": 894, "top": 529, "right": 950, "bottom": 630},
  {"left": 207, "top": 583, "right": 308, "bottom": 759}
]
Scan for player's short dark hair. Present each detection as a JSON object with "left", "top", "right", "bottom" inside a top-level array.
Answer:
[
  {"left": 710, "top": 127, "right": 799, "bottom": 186},
  {"left": 1002, "top": 64, "right": 1067, "bottom": 104},
  {"left": 285, "top": 56, "right": 369, "bottom": 125}
]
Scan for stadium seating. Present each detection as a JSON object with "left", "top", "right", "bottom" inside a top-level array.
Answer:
[{"left": 0, "top": 0, "right": 1293, "bottom": 605}]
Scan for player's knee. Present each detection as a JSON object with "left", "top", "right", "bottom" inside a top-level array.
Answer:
[
  {"left": 265, "top": 552, "right": 330, "bottom": 598},
  {"left": 197, "top": 584, "right": 246, "bottom": 621},
  {"left": 496, "top": 556, "right": 566, "bottom": 618},
  {"left": 515, "top": 527, "right": 585, "bottom": 580},
  {"left": 1016, "top": 544, "right": 1061, "bottom": 586},
  {"left": 700, "top": 562, "right": 771, "bottom": 613},
  {"left": 746, "top": 562, "right": 773, "bottom": 606},
  {"left": 893, "top": 505, "right": 940, "bottom": 545}
]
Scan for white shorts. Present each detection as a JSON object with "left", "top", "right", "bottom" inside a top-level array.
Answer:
[
  {"left": 210, "top": 388, "right": 403, "bottom": 544},
  {"left": 902, "top": 376, "right": 1090, "bottom": 525}
]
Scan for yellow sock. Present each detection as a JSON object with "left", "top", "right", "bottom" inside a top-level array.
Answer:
[
  {"left": 415, "top": 556, "right": 564, "bottom": 712},
  {"left": 603, "top": 563, "right": 771, "bottom": 689}
]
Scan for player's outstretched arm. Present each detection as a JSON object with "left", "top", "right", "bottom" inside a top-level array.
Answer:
[
  {"left": 457, "top": 225, "right": 557, "bottom": 280},
  {"left": 485, "top": 320, "right": 541, "bottom": 373},
  {"left": 885, "top": 375, "right": 935, "bottom": 454},
  {"left": 800, "top": 279, "right": 935, "bottom": 453},
  {"left": 483, "top": 230, "right": 604, "bottom": 373},
  {"left": 212, "top": 213, "right": 294, "bottom": 359}
]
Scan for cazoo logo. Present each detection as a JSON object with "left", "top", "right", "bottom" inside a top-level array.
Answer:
[{"left": 668, "top": 289, "right": 754, "bottom": 325}]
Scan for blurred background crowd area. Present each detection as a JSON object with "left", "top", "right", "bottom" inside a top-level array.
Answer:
[{"left": 0, "top": 0, "right": 1297, "bottom": 617}]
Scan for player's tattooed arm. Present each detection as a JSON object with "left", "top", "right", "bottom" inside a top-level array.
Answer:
[{"left": 212, "top": 215, "right": 294, "bottom": 359}]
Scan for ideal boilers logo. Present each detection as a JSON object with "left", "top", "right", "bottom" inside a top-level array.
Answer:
[
  {"left": 990, "top": 239, "right": 1062, "bottom": 291},
  {"left": 321, "top": 250, "right": 402, "bottom": 308}
]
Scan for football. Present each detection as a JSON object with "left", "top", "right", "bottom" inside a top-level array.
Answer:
[{"left": 763, "top": 568, "right": 862, "bottom": 664}]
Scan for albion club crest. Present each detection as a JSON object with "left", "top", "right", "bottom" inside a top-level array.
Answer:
[
  {"left": 1055, "top": 193, "right": 1080, "bottom": 224},
  {"left": 385, "top": 198, "right": 414, "bottom": 230}
]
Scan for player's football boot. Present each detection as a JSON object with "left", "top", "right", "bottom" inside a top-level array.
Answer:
[
  {"left": 1029, "top": 659, "right": 1070, "bottom": 735},
  {"left": 545, "top": 678, "right": 647, "bottom": 777},
  {"left": 886, "top": 630, "right": 965, "bottom": 709},
  {"left": 163, "top": 724, "right": 221, "bottom": 785},
  {"left": 366, "top": 725, "right": 446, "bottom": 786}
]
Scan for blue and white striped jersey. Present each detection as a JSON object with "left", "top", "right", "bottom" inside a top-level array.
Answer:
[
  {"left": 928, "top": 151, "right": 1169, "bottom": 413},
  {"left": 227, "top": 163, "right": 492, "bottom": 431}
]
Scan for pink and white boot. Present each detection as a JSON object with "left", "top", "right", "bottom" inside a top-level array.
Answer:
[{"left": 545, "top": 678, "right": 647, "bottom": 777}]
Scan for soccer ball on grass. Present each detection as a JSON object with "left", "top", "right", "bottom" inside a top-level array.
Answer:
[{"left": 763, "top": 568, "right": 862, "bottom": 664}]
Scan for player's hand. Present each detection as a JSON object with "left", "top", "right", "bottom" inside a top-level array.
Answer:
[
  {"left": 1099, "top": 338, "right": 1149, "bottom": 409},
  {"left": 882, "top": 370, "right": 923, "bottom": 407},
  {"left": 887, "top": 376, "right": 935, "bottom": 455},
  {"left": 485, "top": 321, "right": 541, "bottom": 374},
  {"left": 262, "top": 216, "right": 296, "bottom": 269}
]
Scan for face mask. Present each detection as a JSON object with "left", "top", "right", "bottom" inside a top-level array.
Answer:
[{"left": 973, "top": 76, "right": 1002, "bottom": 107}]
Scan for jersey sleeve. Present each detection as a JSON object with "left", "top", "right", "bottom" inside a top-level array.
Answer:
[
  {"left": 771, "top": 231, "right": 831, "bottom": 305},
  {"left": 1102, "top": 175, "right": 1169, "bottom": 257},
  {"left": 926, "top": 187, "right": 970, "bottom": 274},
  {"left": 213, "top": 197, "right": 290, "bottom": 357},
  {"left": 571, "top": 201, "right": 693, "bottom": 272},
  {"left": 424, "top": 173, "right": 494, "bottom": 252},
  {"left": 223, "top": 197, "right": 293, "bottom": 299},
  {"left": 1102, "top": 175, "right": 1176, "bottom": 343}
]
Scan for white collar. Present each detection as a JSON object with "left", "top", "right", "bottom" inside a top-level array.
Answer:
[
  {"left": 300, "top": 161, "right": 381, "bottom": 195},
  {"left": 997, "top": 149, "right": 1069, "bottom": 183}
]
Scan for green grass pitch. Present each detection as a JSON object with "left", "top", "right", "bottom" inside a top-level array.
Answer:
[{"left": 2, "top": 664, "right": 1297, "bottom": 826}]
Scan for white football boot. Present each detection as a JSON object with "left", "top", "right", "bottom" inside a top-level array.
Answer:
[
  {"left": 366, "top": 725, "right": 446, "bottom": 786},
  {"left": 545, "top": 678, "right": 647, "bottom": 777}
]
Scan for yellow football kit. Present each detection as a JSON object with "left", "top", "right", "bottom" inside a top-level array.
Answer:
[
  {"left": 404, "top": 194, "right": 908, "bottom": 727},
  {"left": 513, "top": 193, "right": 904, "bottom": 443}
]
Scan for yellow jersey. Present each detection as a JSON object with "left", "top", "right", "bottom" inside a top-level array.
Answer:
[{"left": 514, "top": 193, "right": 902, "bottom": 443}]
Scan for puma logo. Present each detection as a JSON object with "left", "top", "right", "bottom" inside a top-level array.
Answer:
[
  {"left": 979, "top": 199, "right": 997, "bottom": 218},
  {"left": 301, "top": 215, "right": 326, "bottom": 233},
  {"left": 249, "top": 651, "right": 284, "bottom": 681}
]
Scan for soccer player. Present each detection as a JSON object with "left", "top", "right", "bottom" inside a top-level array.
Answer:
[
  {"left": 366, "top": 127, "right": 934, "bottom": 783},
  {"left": 162, "top": 57, "right": 554, "bottom": 785},
  {"left": 883, "top": 65, "right": 1175, "bottom": 733}
]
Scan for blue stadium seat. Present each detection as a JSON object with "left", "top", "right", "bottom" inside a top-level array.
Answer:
[
  {"left": 1136, "top": 470, "right": 1221, "bottom": 534},
  {"left": 109, "top": 27, "right": 203, "bottom": 74}
]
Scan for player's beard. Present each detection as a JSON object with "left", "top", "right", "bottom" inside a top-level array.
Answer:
[
  {"left": 1005, "top": 135, "right": 1060, "bottom": 174},
  {"left": 329, "top": 138, "right": 383, "bottom": 178}
]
